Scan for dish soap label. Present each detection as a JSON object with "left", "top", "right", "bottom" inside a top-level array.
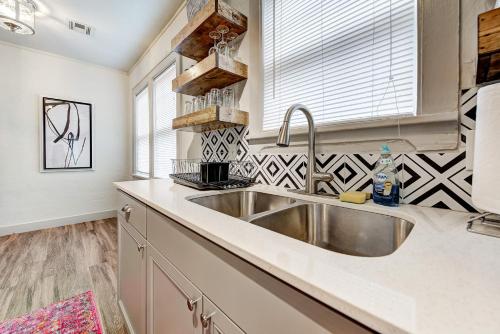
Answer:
[{"left": 372, "top": 145, "right": 400, "bottom": 207}]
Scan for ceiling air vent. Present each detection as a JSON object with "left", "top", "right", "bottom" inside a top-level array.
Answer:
[{"left": 68, "top": 20, "right": 92, "bottom": 36}]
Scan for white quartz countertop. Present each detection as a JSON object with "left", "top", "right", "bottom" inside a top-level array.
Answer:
[{"left": 114, "top": 179, "right": 500, "bottom": 334}]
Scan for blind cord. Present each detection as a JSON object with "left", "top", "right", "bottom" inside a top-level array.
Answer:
[
  {"left": 371, "top": 0, "right": 375, "bottom": 119},
  {"left": 272, "top": 0, "right": 276, "bottom": 99},
  {"left": 373, "top": 0, "right": 403, "bottom": 140},
  {"left": 320, "top": 0, "right": 326, "bottom": 123}
]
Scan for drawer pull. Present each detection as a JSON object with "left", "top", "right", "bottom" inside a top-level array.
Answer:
[
  {"left": 200, "top": 312, "right": 216, "bottom": 328},
  {"left": 172, "top": 283, "right": 201, "bottom": 313},
  {"left": 126, "top": 229, "right": 145, "bottom": 253},
  {"left": 187, "top": 297, "right": 201, "bottom": 311},
  {"left": 121, "top": 204, "right": 132, "bottom": 220}
]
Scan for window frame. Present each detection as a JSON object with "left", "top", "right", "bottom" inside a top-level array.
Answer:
[
  {"left": 260, "top": 0, "right": 420, "bottom": 131},
  {"left": 132, "top": 53, "right": 181, "bottom": 178},
  {"left": 248, "top": 0, "right": 460, "bottom": 152},
  {"left": 133, "top": 85, "right": 150, "bottom": 178}
]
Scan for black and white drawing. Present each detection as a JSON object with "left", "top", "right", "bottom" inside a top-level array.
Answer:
[{"left": 42, "top": 97, "right": 92, "bottom": 170}]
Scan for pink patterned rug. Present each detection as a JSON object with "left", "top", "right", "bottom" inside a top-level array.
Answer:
[{"left": 0, "top": 291, "right": 103, "bottom": 334}]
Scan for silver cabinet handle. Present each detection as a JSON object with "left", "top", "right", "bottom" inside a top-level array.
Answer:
[
  {"left": 125, "top": 229, "right": 144, "bottom": 253},
  {"left": 121, "top": 204, "right": 132, "bottom": 220},
  {"left": 200, "top": 312, "right": 216, "bottom": 328},
  {"left": 187, "top": 297, "right": 201, "bottom": 311}
]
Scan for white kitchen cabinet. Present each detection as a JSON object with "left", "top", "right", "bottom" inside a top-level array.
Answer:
[
  {"left": 118, "top": 215, "right": 147, "bottom": 334},
  {"left": 118, "top": 190, "right": 373, "bottom": 334},
  {"left": 146, "top": 207, "right": 372, "bottom": 334},
  {"left": 147, "top": 244, "right": 203, "bottom": 334}
]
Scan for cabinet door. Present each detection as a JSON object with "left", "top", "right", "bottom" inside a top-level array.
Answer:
[
  {"left": 118, "top": 216, "right": 147, "bottom": 334},
  {"left": 201, "top": 297, "right": 244, "bottom": 334},
  {"left": 147, "top": 244, "right": 203, "bottom": 334}
]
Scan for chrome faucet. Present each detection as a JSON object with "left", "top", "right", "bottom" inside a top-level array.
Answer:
[{"left": 276, "top": 104, "right": 334, "bottom": 194}]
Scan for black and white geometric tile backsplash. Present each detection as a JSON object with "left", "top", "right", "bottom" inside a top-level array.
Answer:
[{"left": 202, "top": 89, "right": 478, "bottom": 212}]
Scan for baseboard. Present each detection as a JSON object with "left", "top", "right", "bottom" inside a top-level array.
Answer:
[
  {"left": 118, "top": 299, "right": 136, "bottom": 334},
  {"left": 0, "top": 210, "right": 117, "bottom": 237}
]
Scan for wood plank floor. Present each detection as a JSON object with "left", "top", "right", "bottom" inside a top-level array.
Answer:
[{"left": 0, "top": 218, "right": 127, "bottom": 333}]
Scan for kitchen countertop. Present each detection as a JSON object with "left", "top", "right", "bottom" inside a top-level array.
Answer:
[{"left": 114, "top": 179, "right": 500, "bottom": 334}]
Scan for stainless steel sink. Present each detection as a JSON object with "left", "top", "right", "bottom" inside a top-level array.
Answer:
[
  {"left": 187, "top": 191, "right": 297, "bottom": 218},
  {"left": 188, "top": 191, "right": 414, "bottom": 257},
  {"left": 248, "top": 203, "right": 414, "bottom": 257}
]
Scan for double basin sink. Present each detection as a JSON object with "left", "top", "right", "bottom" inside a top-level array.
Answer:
[{"left": 188, "top": 191, "right": 414, "bottom": 257}]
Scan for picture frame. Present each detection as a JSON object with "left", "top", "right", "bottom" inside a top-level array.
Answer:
[{"left": 41, "top": 96, "right": 93, "bottom": 171}]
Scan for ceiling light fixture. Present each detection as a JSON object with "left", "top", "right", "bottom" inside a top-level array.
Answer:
[{"left": 0, "top": 0, "right": 36, "bottom": 35}]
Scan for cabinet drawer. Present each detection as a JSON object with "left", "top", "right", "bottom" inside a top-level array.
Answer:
[
  {"left": 147, "top": 208, "right": 372, "bottom": 334},
  {"left": 117, "top": 190, "right": 147, "bottom": 237}
]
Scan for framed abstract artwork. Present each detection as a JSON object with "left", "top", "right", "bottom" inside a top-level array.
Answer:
[{"left": 41, "top": 97, "right": 93, "bottom": 170}]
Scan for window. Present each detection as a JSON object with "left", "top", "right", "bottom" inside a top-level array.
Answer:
[
  {"left": 133, "top": 57, "right": 177, "bottom": 178},
  {"left": 262, "top": 0, "right": 417, "bottom": 130},
  {"left": 153, "top": 64, "right": 177, "bottom": 178},
  {"left": 134, "top": 88, "right": 150, "bottom": 177}
]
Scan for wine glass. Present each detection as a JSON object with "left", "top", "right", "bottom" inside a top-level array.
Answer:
[
  {"left": 208, "top": 31, "right": 221, "bottom": 56},
  {"left": 216, "top": 25, "right": 229, "bottom": 55},
  {"left": 226, "top": 32, "right": 238, "bottom": 58}
]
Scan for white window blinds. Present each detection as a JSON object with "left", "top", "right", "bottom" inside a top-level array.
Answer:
[
  {"left": 134, "top": 88, "right": 150, "bottom": 176},
  {"left": 153, "top": 63, "right": 177, "bottom": 178},
  {"left": 262, "top": 0, "right": 417, "bottom": 130}
]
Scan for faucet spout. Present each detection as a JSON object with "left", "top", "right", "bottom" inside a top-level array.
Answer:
[{"left": 276, "top": 104, "right": 334, "bottom": 194}]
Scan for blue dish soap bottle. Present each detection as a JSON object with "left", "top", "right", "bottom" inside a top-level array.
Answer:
[{"left": 373, "top": 144, "right": 399, "bottom": 207}]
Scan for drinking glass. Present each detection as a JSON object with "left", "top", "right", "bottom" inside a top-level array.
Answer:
[
  {"left": 218, "top": 43, "right": 230, "bottom": 57},
  {"left": 184, "top": 101, "right": 192, "bottom": 114},
  {"left": 210, "top": 88, "right": 222, "bottom": 106},
  {"left": 208, "top": 31, "right": 221, "bottom": 56},
  {"left": 195, "top": 96, "right": 205, "bottom": 110},
  {"left": 204, "top": 91, "right": 211, "bottom": 108},
  {"left": 192, "top": 97, "right": 198, "bottom": 111},
  {"left": 222, "top": 88, "right": 234, "bottom": 109}
]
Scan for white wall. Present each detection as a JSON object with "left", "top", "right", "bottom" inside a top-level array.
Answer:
[{"left": 0, "top": 42, "right": 130, "bottom": 235}]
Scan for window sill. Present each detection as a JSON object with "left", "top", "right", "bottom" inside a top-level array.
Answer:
[
  {"left": 132, "top": 173, "right": 150, "bottom": 180},
  {"left": 248, "top": 112, "right": 459, "bottom": 153}
]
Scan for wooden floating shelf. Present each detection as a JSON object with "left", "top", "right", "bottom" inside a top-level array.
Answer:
[
  {"left": 172, "top": 0, "right": 247, "bottom": 61},
  {"left": 172, "top": 105, "right": 248, "bottom": 132},
  {"left": 477, "top": 7, "right": 500, "bottom": 84},
  {"left": 172, "top": 52, "right": 247, "bottom": 96}
]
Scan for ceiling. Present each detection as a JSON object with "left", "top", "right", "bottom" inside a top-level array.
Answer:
[{"left": 0, "top": 0, "right": 184, "bottom": 71}]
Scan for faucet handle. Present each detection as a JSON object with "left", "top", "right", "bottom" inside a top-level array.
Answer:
[{"left": 313, "top": 172, "right": 334, "bottom": 183}]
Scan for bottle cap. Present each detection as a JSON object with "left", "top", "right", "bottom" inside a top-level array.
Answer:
[{"left": 381, "top": 144, "right": 391, "bottom": 154}]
